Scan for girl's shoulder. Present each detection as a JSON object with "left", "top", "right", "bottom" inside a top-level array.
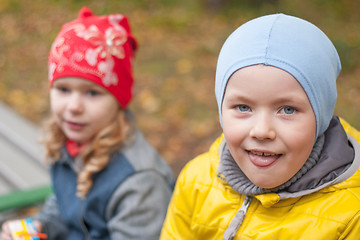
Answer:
[{"left": 116, "top": 130, "right": 174, "bottom": 182}]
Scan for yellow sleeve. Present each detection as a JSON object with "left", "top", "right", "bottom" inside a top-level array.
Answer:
[
  {"left": 160, "top": 136, "right": 223, "bottom": 239},
  {"left": 160, "top": 163, "right": 196, "bottom": 240},
  {"left": 339, "top": 118, "right": 360, "bottom": 239}
]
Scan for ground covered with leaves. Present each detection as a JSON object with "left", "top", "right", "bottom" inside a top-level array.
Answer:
[{"left": 1, "top": 0, "right": 360, "bottom": 176}]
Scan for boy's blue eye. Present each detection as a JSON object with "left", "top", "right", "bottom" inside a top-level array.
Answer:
[
  {"left": 282, "top": 106, "right": 295, "bottom": 114},
  {"left": 237, "top": 105, "right": 250, "bottom": 112}
]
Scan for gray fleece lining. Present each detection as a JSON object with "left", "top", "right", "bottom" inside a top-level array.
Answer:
[{"left": 279, "top": 134, "right": 360, "bottom": 198}]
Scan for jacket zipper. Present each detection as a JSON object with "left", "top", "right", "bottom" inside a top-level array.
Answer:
[{"left": 223, "top": 195, "right": 253, "bottom": 240}]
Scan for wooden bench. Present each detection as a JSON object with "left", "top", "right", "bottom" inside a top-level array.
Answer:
[{"left": 0, "top": 102, "right": 51, "bottom": 222}]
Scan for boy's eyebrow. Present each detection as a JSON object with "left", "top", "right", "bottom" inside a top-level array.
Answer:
[
  {"left": 271, "top": 97, "right": 309, "bottom": 106},
  {"left": 223, "top": 93, "right": 254, "bottom": 103}
]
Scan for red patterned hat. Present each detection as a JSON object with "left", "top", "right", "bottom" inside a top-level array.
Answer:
[{"left": 48, "top": 6, "right": 138, "bottom": 108}]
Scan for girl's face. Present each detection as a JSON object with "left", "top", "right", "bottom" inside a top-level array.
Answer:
[
  {"left": 50, "top": 77, "right": 119, "bottom": 144},
  {"left": 222, "top": 65, "right": 316, "bottom": 189}
]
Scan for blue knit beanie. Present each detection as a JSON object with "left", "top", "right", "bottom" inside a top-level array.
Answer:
[{"left": 215, "top": 14, "right": 341, "bottom": 139}]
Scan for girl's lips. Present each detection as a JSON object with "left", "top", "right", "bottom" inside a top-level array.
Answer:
[
  {"left": 247, "top": 150, "right": 281, "bottom": 168},
  {"left": 66, "top": 121, "right": 86, "bottom": 130}
]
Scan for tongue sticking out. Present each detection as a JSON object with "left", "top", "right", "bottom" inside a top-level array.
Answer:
[{"left": 248, "top": 151, "right": 280, "bottom": 168}]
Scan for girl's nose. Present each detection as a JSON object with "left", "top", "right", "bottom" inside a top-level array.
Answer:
[
  {"left": 249, "top": 114, "right": 276, "bottom": 140},
  {"left": 68, "top": 94, "right": 84, "bottom": 113}
]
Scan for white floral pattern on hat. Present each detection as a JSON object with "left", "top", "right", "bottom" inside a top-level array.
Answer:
[{"left": 50, "top": 22, "right": 127, "bottom": 87}]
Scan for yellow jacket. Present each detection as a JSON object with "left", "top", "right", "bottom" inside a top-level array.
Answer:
[{"left": 161, "top": 118, "right": 360, "bottom": 239}]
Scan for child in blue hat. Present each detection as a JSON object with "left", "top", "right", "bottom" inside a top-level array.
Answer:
[{"left": 161, "top": 14, "right": 360, "bottom": 239}]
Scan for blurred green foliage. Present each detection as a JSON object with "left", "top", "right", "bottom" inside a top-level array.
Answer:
[{"left": 1, "top": 0, "right": 359, "bottom": 175}]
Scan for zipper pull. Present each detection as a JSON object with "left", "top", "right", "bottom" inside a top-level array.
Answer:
[
  {"left": 240, "top": 195, "right": 252, "bottom": 215},
  {"left": 223, "top": 195, "right": 253, "bottom": 240}
]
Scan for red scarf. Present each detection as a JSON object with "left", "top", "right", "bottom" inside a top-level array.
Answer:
[{"left": 66, "top": 140, "right": 88, "bottom": 157}]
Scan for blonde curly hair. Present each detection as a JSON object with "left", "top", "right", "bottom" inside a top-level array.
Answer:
[{"left": 42, "top": 109, "right": 133, "bottom": 198}]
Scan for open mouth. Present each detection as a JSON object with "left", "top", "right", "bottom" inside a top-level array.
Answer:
[
  {"left": 249, "top": 150, "right": 278, "bottom": 157},
  {"left": 247, "top": 150, "right": 281, "bottom": 168}
]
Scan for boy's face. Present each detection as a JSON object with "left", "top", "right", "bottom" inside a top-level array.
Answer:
[
  {"left": 222, "top": 65, "right": 316, "bottom": 189},
  {"left": 50, "top": 77, "right": 119, "bottom": 144}
]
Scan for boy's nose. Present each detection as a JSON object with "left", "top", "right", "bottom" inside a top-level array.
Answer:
[
  {"left": 68, "top": 94, "right": 84, "bottom": 113},
  {"left": 249, "top": 114, "right": 276, "bottom": 140}
]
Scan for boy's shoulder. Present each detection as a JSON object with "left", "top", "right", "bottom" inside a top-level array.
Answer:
[
  {"left": 340, "top": 118, "right": 360, "bottom": 141},
  {"left": 178, "top": 135, "right": 224, "bottom": 188}
]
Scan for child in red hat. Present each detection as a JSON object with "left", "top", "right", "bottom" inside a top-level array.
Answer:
[{"left": 1, "top": 7, "right": 174, "bottom": 240}]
